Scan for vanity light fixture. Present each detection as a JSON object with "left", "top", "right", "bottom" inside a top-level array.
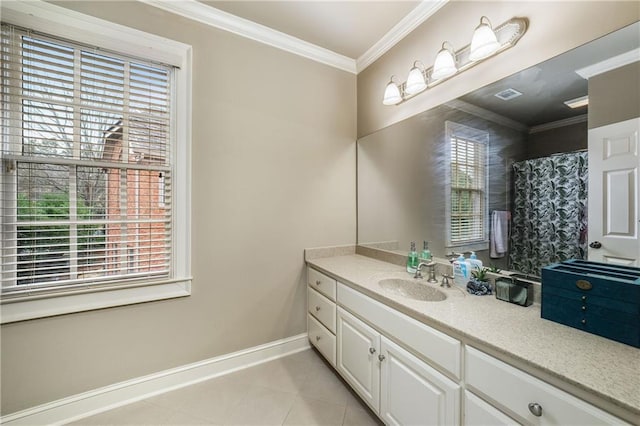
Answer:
[
  {"left": 383, "top": 76, "right": 403, "bottom": 105},
  {"left": 382, "top": 16, "right": 528, "bottom": 106},
  {"left": 564, "top": 95, "right": 589, "bottom": 108},
  {"left": 405, "top": 61, "right": 427, "bottom": 95},
  {"left": 432, "top": 42, "right": 458, "bottom": 81},
  {"left": 469, "top": 16, "right": 501, "bottom": 61}
]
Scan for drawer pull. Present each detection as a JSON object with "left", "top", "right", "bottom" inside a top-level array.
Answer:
[
  {"left": 581, "top": 306, "right": 586, "bottom": 311},
  {"left": 315, "top": 306, "right": 321, "bottom": 312},
  {"left": 315, "top": 335, "right": 321, "bottom": 342},
  {"left": 378, "top": 354, "right": 386, "bottom": 362},
  {"left": 369, "top": 347, "right": 376, "bottom": 354},
  {"left": 581, "top": 295, "right": 587, "bottom": 302},
  {"left": 581, "top": 319, "right": 587, "bottom": 325},
  {"left": 315, "top": 280, "right": 321, "bottom": 285},
  {"left": 528, "top": 402, "right": 542, "bottom": 417}
]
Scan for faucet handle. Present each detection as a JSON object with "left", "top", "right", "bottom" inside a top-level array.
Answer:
[{"left": 441, "top": 274, "right": 453, "bottom": 288}]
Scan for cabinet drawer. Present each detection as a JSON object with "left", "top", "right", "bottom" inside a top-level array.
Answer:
[
  {"left": 465, "top": 346, "right": 627, "bottom": 425},
  {"left": 464, "top": 391, "right": 519, "bottom": 425},
  {"left": 308, "top": 314, "right": 336, "bottom": 366},
  {"left": 308, "top": 286, "right": 336, "bottom": 333},
  {"left": 308, "top": 267, "right": 337, "bottom": 301},
  {"left": 338, "top": 283, "right": 460, "bottom": 378}
]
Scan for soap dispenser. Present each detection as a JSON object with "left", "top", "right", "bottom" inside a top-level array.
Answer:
[
  {"left": 419, "top": 241, "right": 432, "bottom": 262},
  {"left": 453, "top": 254, "right": 470, "bottom": 287},
  {"left": 469, "top": 251, "right": 483, "bottom": 272},
  {"left": 407, "top": 242, "right": 419, "bottom": 274}
]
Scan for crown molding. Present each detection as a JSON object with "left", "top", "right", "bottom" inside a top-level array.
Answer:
[
  {"left": 445, "top": 99, "right": 529, "bottom": 133},
  {"left": 529, "top": 114, "right": 588, "bottom": 134},
  {"left": 575, "top": 48, "right": 640, "bottom": 79},
  {"left": 139, "top": 0, "right": 357, "bottom": 74},
  {"left": 356, "top": 0, "right": 449, "bottom": 73}
]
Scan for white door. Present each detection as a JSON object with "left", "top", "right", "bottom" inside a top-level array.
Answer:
[
  {"left": 379, "top": 336, "right": 460, "bottom": 426},
  {"left": 336, "top": 307, "right": 380, "bottom": 412},
  {"left": 588, "top": 117, "right": 640, "bottom": 265}
]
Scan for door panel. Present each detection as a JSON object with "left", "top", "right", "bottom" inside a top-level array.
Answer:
[
  {"left": 336, "top": 307, "right": 380, "bottom": 412},
  {"left": 588, "top": 117, "right": 640, "bottom": 265},
  {"left": 380, "top": 337, "right": 459, "bottom": 426}
]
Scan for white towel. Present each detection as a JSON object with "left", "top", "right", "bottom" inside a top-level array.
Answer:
[{"left": 490, "top": 211, "right": 511, "bottom": 258}]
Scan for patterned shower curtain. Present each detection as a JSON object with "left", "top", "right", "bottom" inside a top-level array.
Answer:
[{"left": 509, "top": 151, "right": 588, "bottom": 275}]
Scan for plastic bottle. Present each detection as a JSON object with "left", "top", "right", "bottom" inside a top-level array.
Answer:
[
  {"left": 419, "top": 241, "right": 432, "bottom": 262},
  {"left": 468, "top": 251, "right": 483, "bottom": 273},
  {"left": 453, "top": 254, "right": 471, "bottom": 287},
  {"left": 406, "top": 241, "right": 419, "bottom": 274}
]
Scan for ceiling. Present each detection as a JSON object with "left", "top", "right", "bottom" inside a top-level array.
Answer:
[
  {"left": 460, "top": 22, "right": 640, "bottom": 127},
  {"left": 189, "top": 2, "right": 638, "bottom": 127},
  {"left": 199, "top": 1, "right": 422, "bottom": 59}
]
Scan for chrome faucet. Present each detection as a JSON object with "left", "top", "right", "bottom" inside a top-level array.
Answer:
[
  {"left": 414, "top": 261, "right": 437, "bottom": 280},
  {"left": 414, "top": 262, "right": 429, "bottom": 279}
]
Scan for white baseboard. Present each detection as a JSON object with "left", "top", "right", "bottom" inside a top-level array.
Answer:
[{"left": 1, "top": 333, "right": 311, "bottom": 425}]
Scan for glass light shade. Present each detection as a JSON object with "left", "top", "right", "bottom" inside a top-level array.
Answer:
[
  {"left": 431, "top": 46, "right": 457, "bottom": 81},
  {"left": 382, "top": 79, "right": 402, "bottom": 105},
  {"left": 469, "top": 19, "right": 500, "bottom": 61},
  {"left": 405, "top": 65, "right": 427, "bottom": 95}
]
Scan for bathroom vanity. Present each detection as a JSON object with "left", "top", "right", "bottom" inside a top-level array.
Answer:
[{"left": 305, "top": 251, "right": 639, "bottom": 425}]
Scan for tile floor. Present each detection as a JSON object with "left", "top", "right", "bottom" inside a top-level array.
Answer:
[{"left": 70, "top": 348, "right": 382, "bottom": 425}]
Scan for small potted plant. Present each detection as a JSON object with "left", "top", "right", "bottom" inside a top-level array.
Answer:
[{"left": 467, "top": 267, "right": 492, "bottom": 295}]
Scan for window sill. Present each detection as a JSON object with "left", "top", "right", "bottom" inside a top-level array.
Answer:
[
  {"left": 446, "top": 241, "right": 490, "bottom": 253},
  {"left": 0, "top": 279, "right": 191, "bottom": 324}
]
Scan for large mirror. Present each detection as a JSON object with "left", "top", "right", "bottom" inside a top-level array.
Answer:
[{"left": 357, "top": 22, "right": 640, "bottom": 275}]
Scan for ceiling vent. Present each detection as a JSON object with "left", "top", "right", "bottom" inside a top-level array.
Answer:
[{"left": 494, "top": 88, "right": 523, "bottom": 101}]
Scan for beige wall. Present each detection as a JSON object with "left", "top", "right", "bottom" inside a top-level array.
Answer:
[
  {"left": 358, "top": 1, "right": 640, "bottom": 138},
  {"left": 526, "top": 121, "right": 588, "bottom": 159},
  {"left": 589, "top": 61, "right": 640, "bottom": 129},
  {"left": 0, "top": 1, "right": 356, "bottom": 414}
]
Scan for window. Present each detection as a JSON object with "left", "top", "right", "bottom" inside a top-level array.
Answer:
[
  {"left": 445, "top": 121, "right": 489, "bottom": 251},
  {"left": 0, "top": 2, "right": 191, "bottom": 323}
]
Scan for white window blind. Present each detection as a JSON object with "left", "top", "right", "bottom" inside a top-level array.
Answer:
[
  {"left": 1, "top": 24, "right": 175, "bottom": 295},
  {"left": 446, "top": 122, "right": 488, "bottom": 248}
]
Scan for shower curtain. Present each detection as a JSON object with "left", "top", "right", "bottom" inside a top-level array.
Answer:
[{"left": 509, "top": 151, "right": 588, "bottom": 275}]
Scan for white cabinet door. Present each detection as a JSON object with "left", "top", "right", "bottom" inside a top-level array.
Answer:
[
  {"left": 588, "top": 117, "right": 640, "bottom": 265},
  {"left": 380, "top": 337, "right": 460, "bottom": 426},
  {"left": 336, "top": 307, "right": 380, "bottom": 412},
  {"left": 464, "top": 390, "right": 520, "bottom": 426}
]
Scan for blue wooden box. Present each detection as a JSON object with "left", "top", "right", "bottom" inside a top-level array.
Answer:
[{"left": 541, "top": 259, "right": 640, "bottom": 348}]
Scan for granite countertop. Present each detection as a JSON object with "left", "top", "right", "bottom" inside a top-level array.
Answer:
[{"left": 306, "top": 253, "right": 640, "bottom": 418}]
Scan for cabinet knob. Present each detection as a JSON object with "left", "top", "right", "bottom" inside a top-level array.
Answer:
[
  {"left": 315, "top": 335, "right": 321, "bottom": 342},
  {"left": 581, "top": 306, "right": 586, "bottom": 311},
  {"left": 528, "top": 402, "right": 542, "bottom": 417},
  {"left": 369, "top": 347, "right": 376, "bottom": 354},
  {"left": 315, "top": 306, "right": 321, "bottom": 312},
  {"left": 315, "top": 280, "right": 321, "bottom": 285},
  {"left": 581, "top": 319, "right": 587, "bottom": 325},
  {"left": 581, "top": 295, "right": 587, "bottom": 302},
  {"left": 378, "top": 354, "right": 386, "bottom": 362}
]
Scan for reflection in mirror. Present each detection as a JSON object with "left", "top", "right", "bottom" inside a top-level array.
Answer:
[{"left": 357, "top": 22, "right": 640, "bottom": 275}]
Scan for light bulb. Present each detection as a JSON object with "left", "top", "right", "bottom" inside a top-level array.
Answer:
[
  {"left": 431, "top": 43, "right": 457, "bottom": 81},
  {"left": 382, "top": 77, "right": 402, "bottom": 105},
  {"left": 469, "top": 16, "right": 500, "bottom": 61},
  {"left": 405, "top": 62, "right": 426, "bottom": 95}
]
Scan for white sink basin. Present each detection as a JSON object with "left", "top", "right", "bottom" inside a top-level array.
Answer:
[{"left": 378, "top": 278, "right": 447, "bottom": 302}]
